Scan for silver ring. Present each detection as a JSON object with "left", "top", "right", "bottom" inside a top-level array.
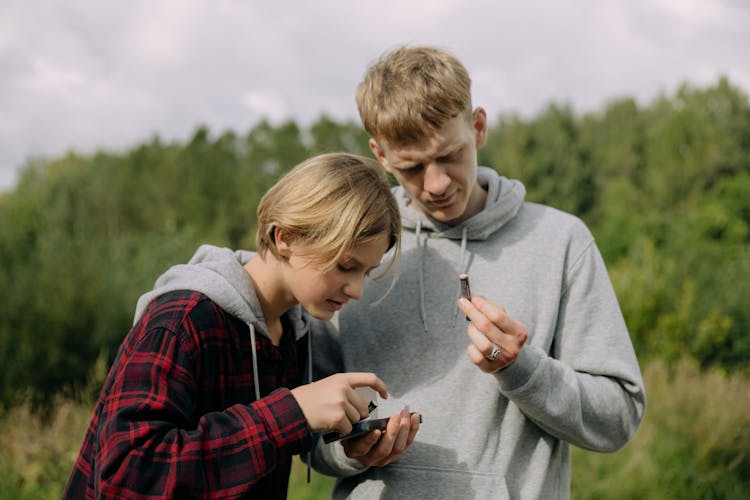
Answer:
[{"left": 485, "top": 344, "right": 501, "bottom": 361}]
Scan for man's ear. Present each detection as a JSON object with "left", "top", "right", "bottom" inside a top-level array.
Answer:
[
  {"left": 473, "top": 107, "right": 488, "bottom": 149},
  {"left": 369, "top": 138, "right": 392, "bottom": 173},
  {"left": 274, "top": 227, "right": 292, "bottom": 257}
]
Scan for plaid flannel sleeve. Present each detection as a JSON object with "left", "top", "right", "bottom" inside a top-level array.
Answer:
[{"left": 89, "top": 325, "right": 310, "bottom": 499}]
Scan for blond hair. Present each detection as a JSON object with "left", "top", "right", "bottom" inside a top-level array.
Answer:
[
  {"left": 256, "top": 153, "right": 400, "bottom": 278},
  {"left": 356, "top": 45, "right": 473, "bottom": 146}
]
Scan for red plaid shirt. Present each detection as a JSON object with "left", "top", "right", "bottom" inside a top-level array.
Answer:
[{"left": 63, "top": 290, "right": 311, "bottom": 499}]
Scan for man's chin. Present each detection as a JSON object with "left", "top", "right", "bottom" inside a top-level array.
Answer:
[{"left": 421, "top": 205, "right": 465, "bottom": 225}]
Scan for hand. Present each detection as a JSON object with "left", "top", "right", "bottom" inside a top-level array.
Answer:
[
  {"left": 341, "top": 407, "right": 420, "bottom": 467},
  {"left": 290, "top": 372, "right": 388, "bottom": 434},
  {"left": 457, "top": 295, "right": 528, "bottom": 373}
]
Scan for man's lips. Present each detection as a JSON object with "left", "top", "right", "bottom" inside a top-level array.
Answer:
[{"left": 426, "top": 191, "right": 456, "bottom": 208}]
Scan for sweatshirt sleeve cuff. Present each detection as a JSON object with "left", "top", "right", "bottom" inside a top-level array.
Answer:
[
  {"left": 310, "top": 435, "right": 369, "bottom": 477},
  {"left": 495, "top": 345, "right": 542, "bottom": 392}
]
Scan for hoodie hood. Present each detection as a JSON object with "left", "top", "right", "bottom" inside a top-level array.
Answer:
[
  {"left": 132, "top": 244, "right": 313, "bottom": 405},
  {"left": 133, "top": 244, "right": 309, "bottom": 341},
  {"left": 395, "top": 166, "right": 526, "bottom": 241}
]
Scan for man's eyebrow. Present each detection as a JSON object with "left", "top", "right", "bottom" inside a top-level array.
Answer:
[
  {"left": 389, "top": 143, "right": 463, "bottom": 169},
  {"left": 438, "top": 143, "right": 464, "bottom": 157},
  {"left": 390, "top": 159, "right": 420, "bottom": 169}
]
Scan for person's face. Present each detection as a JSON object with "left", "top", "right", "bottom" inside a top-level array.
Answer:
[
  {"left": 279, "top": 231, "right": 391, "bottom": 320},
  {"left": 370, "top": 107, "right": 488, "bottom": 225}
]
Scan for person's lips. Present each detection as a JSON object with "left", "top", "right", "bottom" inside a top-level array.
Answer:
[
  {"left": 327, "top": 299, "right": 347, "bottom": 311},
  {"left": 427, "top": 191, "right": 456, "bottom": 208}
]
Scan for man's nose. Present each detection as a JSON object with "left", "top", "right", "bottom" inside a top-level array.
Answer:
[{"left": 423, "top": 162, "right": 450, "bottom": 195}]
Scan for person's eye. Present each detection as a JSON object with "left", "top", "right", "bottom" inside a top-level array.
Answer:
[
  {"left": 337, "top": 263, "right": 353, "bottom": 272},
  {"left": 438, "top": 151, "right": 460, "bottom": 163},
  {"left": 400, "top": 163, "right": 423, "bottom": 173}
]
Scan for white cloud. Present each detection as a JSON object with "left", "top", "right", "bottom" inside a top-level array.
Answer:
[{"left": 0, "top": 0, "right": 748, "bottom": 191}]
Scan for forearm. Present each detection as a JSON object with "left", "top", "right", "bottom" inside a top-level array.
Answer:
[
  {"left": 497, "top": 345, "right": 645, "bottom": 451},
  {"left": 97, "top": 388, "right": 310, "bottom": 497}
]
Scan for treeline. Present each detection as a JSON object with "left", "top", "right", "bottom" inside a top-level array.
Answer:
[{"left": 1, "top": 78, "right": 748, "bottom": 406}]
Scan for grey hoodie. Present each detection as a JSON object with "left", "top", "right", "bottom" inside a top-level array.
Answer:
[
  {"left": 134, "top": 244, "right": 312, "bottom": 400},
  {"left": 309, "top": 167, "right": 646, "bottom": 499}
]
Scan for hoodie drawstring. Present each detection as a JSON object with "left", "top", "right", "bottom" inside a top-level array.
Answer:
[
  {"left": 416, "top": 220, "right": 428, "bottom": 332},
  {"left": 306, "top": 329, "right": 312, "bottom": 483},
  {"left": 418, "top": 223, "right": 470, "bottom": 329},
  {"left": 248, "top": 324, "right": 261, "bottom": 401}
]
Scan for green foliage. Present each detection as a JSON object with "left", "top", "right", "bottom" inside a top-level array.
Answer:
[
  {"left": 483, "top": 103, "right": 597, "bottom": 217},
  {"left": 0, "top": 117, "right": 367, "bottom": 405},
  {"left": 1, "top": 359, "right": 746, "bottom": 499},
  {"left": 1, "top": 78, "right": 749, "bottom": 406},
  {"left": 572, "top": 359, "right": 750, "bottom": 500}
]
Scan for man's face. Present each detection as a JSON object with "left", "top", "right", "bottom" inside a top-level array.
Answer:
[{"left": 370, "top": 108, "right": 488, "bottom": 226}]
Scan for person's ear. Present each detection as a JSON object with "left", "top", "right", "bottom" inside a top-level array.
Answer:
[
  {"left": 472, "top": 107, "right": 488, "bottom": 149},
  {"left": 274, "top": 227, "right": 293, "bottom": 257},
  {"left": 369, "top": 138, "right": 392, "bottom": 174}
]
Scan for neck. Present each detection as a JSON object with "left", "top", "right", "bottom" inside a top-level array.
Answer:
[
  {"left": 465, "top": 182, "right": 488, "bottom": 220},
  {"left": 244, "top": 254, "right": 294, "bottom": 345}
]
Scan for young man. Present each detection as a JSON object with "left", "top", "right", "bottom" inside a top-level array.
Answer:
[{"left": 309, "top": 46, "right": 646, "bottom": 499}]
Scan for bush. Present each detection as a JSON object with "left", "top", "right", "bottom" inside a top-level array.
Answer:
[{"left": 572, "top": 359, "right": 750, "bottom": 499}]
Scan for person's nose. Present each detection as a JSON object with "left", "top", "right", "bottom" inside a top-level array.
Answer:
[
  {"left": 423, "top": 162, "right": 450, "bottom": 195},
  {"left": 343, "top": 274, "right": 365, "bottom": 301}
]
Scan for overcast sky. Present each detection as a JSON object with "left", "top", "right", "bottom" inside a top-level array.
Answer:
[{"left": 1, "top": 0, "right": 748, "bottom": 192}]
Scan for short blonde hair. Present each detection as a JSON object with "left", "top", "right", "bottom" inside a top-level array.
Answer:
[
  {"left": 356, "top": 45, "right": 473, "bottom": 146},
  {"left": 256, "top": 153, "right": 400, "bottom": 277}
]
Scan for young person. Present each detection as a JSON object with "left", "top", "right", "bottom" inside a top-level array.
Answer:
[
  {"left": 63, "top": 153, "right": 402, "bottom": 499},
  {"left": 309, "top": 46, "right": 646, "bottom": 499}
]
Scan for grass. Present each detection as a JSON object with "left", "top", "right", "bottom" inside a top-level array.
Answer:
[{"left": 1, "top": 358, "right": 747, "bottom": 499}]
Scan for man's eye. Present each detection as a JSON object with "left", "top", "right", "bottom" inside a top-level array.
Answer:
[
  {"left": 438, "top": 152, "right": 460, "bottom": 163},
  {"left": 400, "top": 163, "right": 423, "bottom": 173}
]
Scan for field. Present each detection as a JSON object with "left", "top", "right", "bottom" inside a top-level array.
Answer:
[{"left": 1, "top": 358, "right": 748, "bottom": 499}]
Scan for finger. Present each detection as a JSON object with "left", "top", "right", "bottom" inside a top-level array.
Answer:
[
  {"left": 466, "top": 324, "right": 500, "bottom": 356},
  {"left": 390, "top": 407, "right": 410, "bottom": 452},
  {"left": 467, "top": 343, "right": 487, "bottom": 366},
  {"left": 472, "top": 295, "right": 524, "bottom": 334},
  {"left": 370, "top": 412, "right": 402, "bottom": 457},
  {"left": 406, "top": 413, "right": 421, "bottom": 445},
  {"left": 466, "top": 344, "right": 495, "bottom": 373},
  {"left": 343, "top": 399, "right": 365, "bottom": 425},
  {"left": 342, "top": 385, "right": 371, "bottom": 420},
  {"left": 342, "top": 430, "right": 382, "bottom": 458},
  {"left": 458, "top": 297, "right": 501, "bottom": 337},
  {"left": 343, "top": 372, "right": 389, "bottom": 399},
  {"left": 366, "top": 413, "right": 403, "bottom": 466}
]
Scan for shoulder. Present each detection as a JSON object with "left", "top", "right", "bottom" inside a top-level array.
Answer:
[
  {"left": 515, "top": 202, "right": 593, "bottom": 243},
  {"left": 130, "top": 290, "right": 245, "bottom": 359},
  {"left": 136, "top": 290, "right": 210, "bottom": 329},
  {"left": 136, "top": 290, "right": 242, "bottom": 342}
]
